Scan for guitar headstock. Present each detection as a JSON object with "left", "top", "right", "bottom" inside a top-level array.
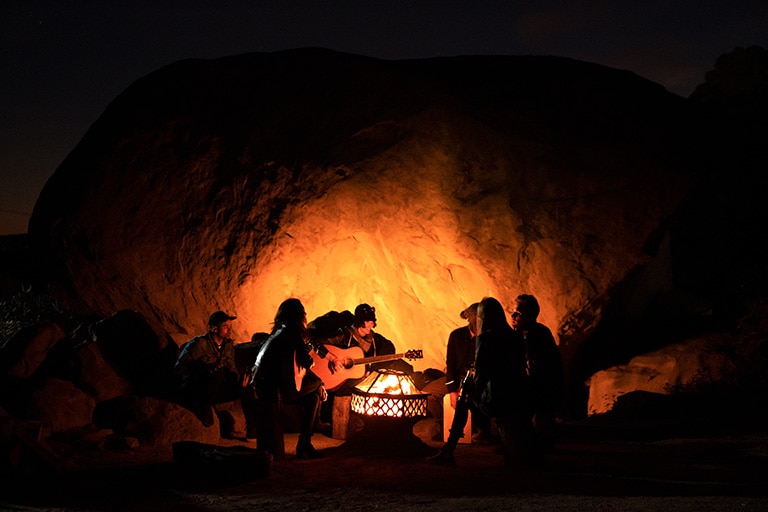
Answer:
[{"left": 405, "top": 349, "right": 423, "bottom": 360}]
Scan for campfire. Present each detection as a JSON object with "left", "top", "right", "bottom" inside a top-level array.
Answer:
[{"left": 351, "top": 369, "right": 429, "bottom": 418}]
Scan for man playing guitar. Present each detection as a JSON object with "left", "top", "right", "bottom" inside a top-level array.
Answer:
[{"left": 310, "top": 303, "right": 400, "bottom": 392}]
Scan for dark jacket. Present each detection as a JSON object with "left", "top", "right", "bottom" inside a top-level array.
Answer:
[
  {"left": 474, "top": 325, "right": 531, "bottom": 419},
  {"left": 175, "top": 332, "right": 238, "bottom": 382},
  {"left": 318, "top": 326, "right": 398, "bottom": 372},
  {"left": 522, "top": 322, "right": 564, "bottom": 415},
  {"left": 444, "top": 325, "right": 475, "bottom": 393},
  {"left": 250, "top": 323, "right": 315, "bottom": 401}
]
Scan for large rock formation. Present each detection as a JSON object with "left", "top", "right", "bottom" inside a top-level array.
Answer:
[{"left": 29, "top": 48, "right": 738, "bottom": 415}]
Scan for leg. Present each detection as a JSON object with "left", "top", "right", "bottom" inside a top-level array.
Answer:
[
  {"left": 180, "top": 372, "right": 215, "bottom": 426},
  {"left": 469, "top": 403, "right": 499, "bottom": 445},
  {"left": 240, "top": 386, "right": 260, "bottom": 439},
  {"left": 445, "top": 395, "right": 471, "bottom": 450},
  {"left": 533, "top": 409, "right": 557, "bottom": 454},
  {"left": 254, "top": 397, "right": 285, "bottom": 460},
  {"left": 296, "top": 390, "right": 323, "bottom": 458},
  {"left": 427, "top": 393, "right": 471, "bottom": 465},
  {"left": 496, "top": 412, "right": 536, "bottom": 468}
]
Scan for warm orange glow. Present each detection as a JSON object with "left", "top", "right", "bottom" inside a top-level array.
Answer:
[
  {"left": 234, "top": 170, "right": 505, "bottom": 371},
  {"left": 356, "top": 371, "right": 417, "bottom": 395},
  {"left": 350, "top": 370, "right": 429, "bottom": 417}
]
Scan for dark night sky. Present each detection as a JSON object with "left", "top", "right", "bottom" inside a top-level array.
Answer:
[{"left": 1, "top": 1, "right": 766, "bottom": 235}]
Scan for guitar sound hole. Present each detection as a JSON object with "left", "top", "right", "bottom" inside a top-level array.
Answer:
[{"left": 343, "top": 359, "right": 353, "bottom": 369}]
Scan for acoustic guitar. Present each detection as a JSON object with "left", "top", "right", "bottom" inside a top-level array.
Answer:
[{"left": 310, "top": 345, "right": 423, "bottom": 391}]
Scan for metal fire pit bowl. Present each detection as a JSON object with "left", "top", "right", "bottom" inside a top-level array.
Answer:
[{"left": 350, "top": 369, "right": 430, "bottom": 418}]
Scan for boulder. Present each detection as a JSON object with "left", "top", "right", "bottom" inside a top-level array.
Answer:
[
  {"left": 74, "top": 341, "right": 133, "bottom": 402},
  {"left": 0, "top": 323, "right": 66, "bottom": 379},
  {"left": 31, "top": 378, "right": 95, "bottom": 433},
  {"left": 586, "top": 333, "right": 739, "bottom": 415}
]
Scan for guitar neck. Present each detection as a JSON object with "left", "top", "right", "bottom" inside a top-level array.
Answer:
[{"left": 352, "top": 352, "right": 411, "bottom": 365}]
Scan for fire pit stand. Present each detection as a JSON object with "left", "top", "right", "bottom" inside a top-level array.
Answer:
[{"left": 342, "top": 369, "right": 434, "bottom": 457}]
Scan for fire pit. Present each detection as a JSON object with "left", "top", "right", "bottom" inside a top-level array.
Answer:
[
  {"left": 345, "top": 369, "right": 433, "bottom": 456},
  {"left": 351, "top": 369, "right": 429, "bottom": 417}
]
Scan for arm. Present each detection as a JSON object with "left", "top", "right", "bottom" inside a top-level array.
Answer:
[
  {"left": 174, "top": 337, "right": 203, "bottom": 376},
  {"left": 445, "top": 332, "right": 462, "bottom": 407}
]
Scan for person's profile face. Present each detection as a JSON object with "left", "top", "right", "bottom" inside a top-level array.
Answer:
[
  {"left": 358, "top": 320, "right": 375, "bottom": 335},
  {"left": 467, "top": 315, "right": 478, "bottom": 336},
  {"left": 510, "top": 304, "right": 530, "bottom": 329},
  {"left": 214, "top": 320, "right": 233, "bottom": 338}
]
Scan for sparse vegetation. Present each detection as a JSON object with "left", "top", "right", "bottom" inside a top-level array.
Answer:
[{"left": 0, "top": 287, "right": 73, "bottom": 350}]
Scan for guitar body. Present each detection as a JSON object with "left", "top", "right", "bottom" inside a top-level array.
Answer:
[{"left": 310, "top": 345, "right": 366, "bottom": 391}]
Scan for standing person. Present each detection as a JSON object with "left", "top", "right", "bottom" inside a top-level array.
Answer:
[
  {"left": 249, "top": 298, "right": 326, "bottom": 459},
  {"left": 444, "top": 302, "right": 497, "bottom": 445},
  {"left": 174, "top": 311, "right": 258, "bottom": 437},
  {"left": 429, "top": 297, "right": 533, "bottom": 467},
  {"left": 511, "top": 294, "right": 564, "bottom": 454},
  {"left": 474, "top": 296, "right": 534, "bottom": 467}
]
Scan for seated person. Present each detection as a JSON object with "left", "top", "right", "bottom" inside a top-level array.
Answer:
[
  {"left": 310, "top": 303, "right": 404, "bottom": 394},
  {"left": 174, "top": 311, "right": 257, "bottom": 437},
  {"left": 309, "top": 303, "right": 412, "bottom": 432}
]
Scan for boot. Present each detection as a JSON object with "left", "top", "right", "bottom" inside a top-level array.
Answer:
[
  {"left": 296, "top": 435, "right": 323, "bottom": 459},
  {"left": 426, "top": 445, "right": 455, "bottom": 466},
  {"left": 314, "top": 417, "right": 332, "bottom": 436}
]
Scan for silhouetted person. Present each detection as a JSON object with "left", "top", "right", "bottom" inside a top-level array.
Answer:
[
  {"left": 443, "top": 302, "right": 496, "bottom": 444},
  {"left": 249, "top": 298, "right": 326, "bottom": 459},
  {"left": 511, "top": 293, "right": 564, "bottom": 454},
  {"left": 429, "top": 297, "right": 533, "bottom": 467}
]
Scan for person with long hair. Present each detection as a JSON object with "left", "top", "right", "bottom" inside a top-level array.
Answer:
[
  {"left": 429, "top": 296, "right": 534, "bottom": 467},
  {"left": 474, "top": 296, "right": 535, "bottom": 467},
  {"left": 444, "top": 302, "right": 497, "bottom": 444},
  {"left": 250, "top": 298, "right": 326, "bottom": 459}
]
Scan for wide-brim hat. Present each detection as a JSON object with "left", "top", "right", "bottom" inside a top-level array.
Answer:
[{"left": 460, "top": 302, "right": 479, "bottom": 320}]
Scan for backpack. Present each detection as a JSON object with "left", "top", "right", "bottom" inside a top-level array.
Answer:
[{"left": 307, "top": 310, "right": 353, "bottom": 341}]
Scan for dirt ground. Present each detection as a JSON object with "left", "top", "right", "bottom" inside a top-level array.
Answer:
[{"left": 2, "top": 417, "right": 767, "bottom": 512}]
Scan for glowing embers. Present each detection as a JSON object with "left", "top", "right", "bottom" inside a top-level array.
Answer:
[{"left": 351, "top": 369, "right": 429, "bottom": 418}]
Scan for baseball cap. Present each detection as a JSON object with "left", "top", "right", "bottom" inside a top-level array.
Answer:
[{"left": 208, "top": 310, "right": 236, "bottom": 326}]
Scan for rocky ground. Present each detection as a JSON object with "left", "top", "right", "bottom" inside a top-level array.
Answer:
[{"left": 2, "top": 416, "right": 766, "bottom": 512}]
